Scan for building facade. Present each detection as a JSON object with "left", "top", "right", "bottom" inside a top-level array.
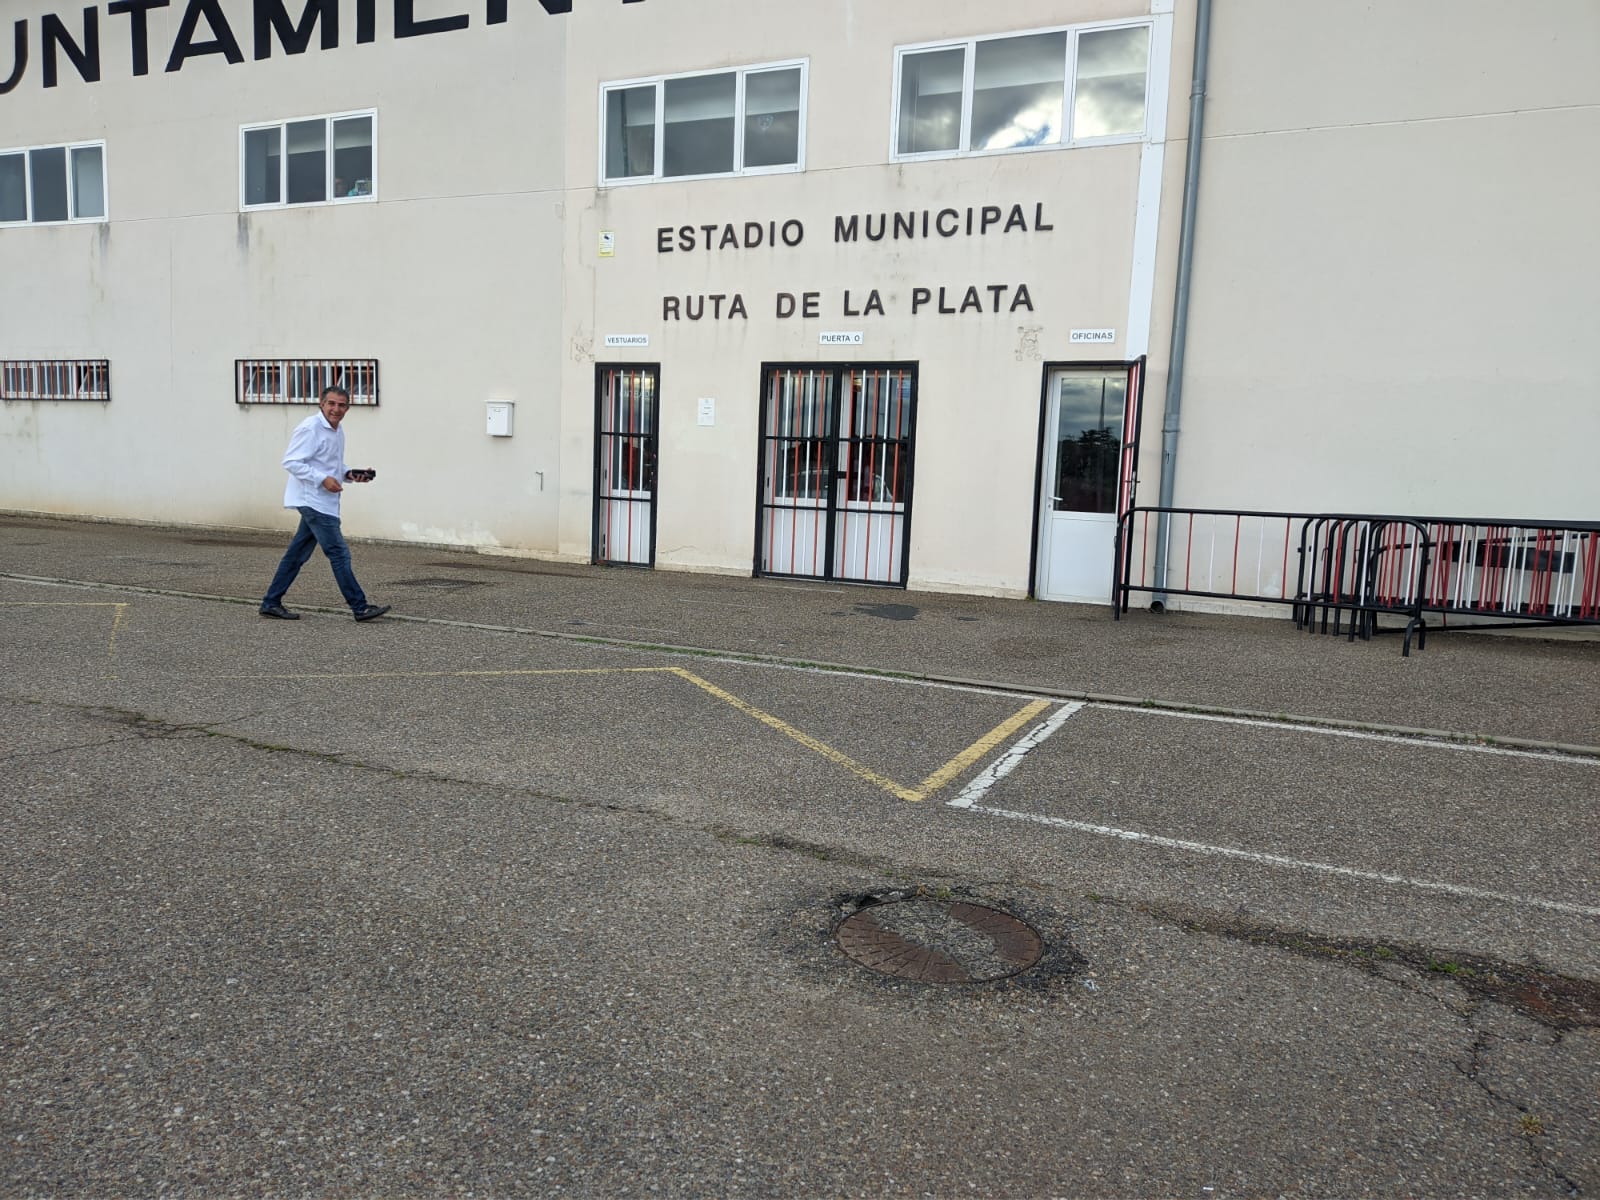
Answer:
[{"left": 3, "top": 0, "right": 1596, "bottom": 605}]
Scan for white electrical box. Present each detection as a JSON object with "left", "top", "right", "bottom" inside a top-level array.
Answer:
[{"left": 486, "top": 400, "right": 514, "bottom": 437}]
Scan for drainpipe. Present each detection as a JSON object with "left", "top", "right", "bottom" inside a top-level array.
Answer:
[{"left": 1152, "top": 0, "right": 1213, "bottom": 611}]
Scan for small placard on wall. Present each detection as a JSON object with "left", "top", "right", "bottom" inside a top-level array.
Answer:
[
  {"left": 1070, "top": 328, "right": 1117, "bottom": 344},
  {"left": 697, "top": 398, "right": 715, "bottom": 426},
  {"left": 604, "top": 334, "right": 649, "bottom": 348},
  {"left": 598, "top": 231, "right": 615, "bottom": 257},
  {"left": 819, "top": 331, "right": 864, "bottom": 345}
]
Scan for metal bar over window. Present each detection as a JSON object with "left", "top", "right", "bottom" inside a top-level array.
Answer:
[
  {"left": 233, "top": 358, "right": 379, "bottom": 405},
  {"left": 1, "top": 359, "right": 111, "bottom": 402}
]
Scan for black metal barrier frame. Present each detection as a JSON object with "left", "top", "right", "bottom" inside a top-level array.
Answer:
[{"left": 1114, "top": 507, "right": 1600, "bottom": 656}]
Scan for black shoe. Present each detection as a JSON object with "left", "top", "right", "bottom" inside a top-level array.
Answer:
[
  {"left": 353, "top": 604, "right": 391, "bottom": 622},
  {"left": 259, "top": 603, "right": 300, "bottom": 620}
]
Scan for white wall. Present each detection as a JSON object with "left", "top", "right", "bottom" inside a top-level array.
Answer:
[
  {"left": 1172, "top": 0, "right": 1600, "bottom": 520},
  {"left": 1, "top": 1, "right": 569, "bottom": 547},
  {"left": 9, "top": 0, "right": 1585, "bottom": 603}
]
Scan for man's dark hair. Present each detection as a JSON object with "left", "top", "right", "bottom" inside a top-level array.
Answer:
[{"left": 321, "top": 384, "right": 351, "bottom": 402}]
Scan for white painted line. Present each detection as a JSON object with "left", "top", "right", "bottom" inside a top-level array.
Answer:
[
  {"left": 964, "top": 805, "right": 1600, "bottom": 918},
  {"left": 717, "top": 660, "right": 1594, "bottom": 767},
  {"left": 949, "top": 702, "right": 1084, "bottom": 809},
  {"left": 1103, "top": 704, "right": 1600, "bottom": 765}
]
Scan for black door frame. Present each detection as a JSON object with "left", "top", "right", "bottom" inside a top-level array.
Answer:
[
  {"left": 753, "top": 361, "right": 919, "bottom": 587},
  {"left": 592, "top": 362, "right": 661, "bottom": 567}
]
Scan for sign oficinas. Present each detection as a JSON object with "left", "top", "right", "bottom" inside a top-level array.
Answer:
[{"left": 1, "top": 0, "right": 647, "bottom": 94}]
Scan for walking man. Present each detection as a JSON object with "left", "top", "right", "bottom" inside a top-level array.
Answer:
[{"left": 259, "top": 384, "right": 390, "bottom": 622}]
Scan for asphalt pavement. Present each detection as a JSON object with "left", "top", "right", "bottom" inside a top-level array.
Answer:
[{"left": 2, "top": 513, "right": 1597, "bottom": 1198}]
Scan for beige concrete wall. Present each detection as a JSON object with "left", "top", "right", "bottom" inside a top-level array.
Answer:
[
  {"left": 557, "top": 0, "right": 1168, "bottom": 591},
  {"left": 0, "top": 2, "right": 568, "bottom": 547},
  {"left": 1173, "top": 0, "right": 1600, "bottom": 519},
  {"left": 9, "top": 1, "right": 1591, "bottom": 603}
]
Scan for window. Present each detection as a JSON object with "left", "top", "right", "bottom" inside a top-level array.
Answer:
[
  {"left": 601, "top": 61, "right": 806, "bottom": 184},
  {"left": 241, "top": 112, "right": 375, "bottom": 209},
  {"left": 893, "top": 23, "right": 1150, "bottom": 160},
  {"left": 0, "top": 142, "right": 107, "bottom": 225},
  {"left": 1, "top": 359, "right": 111, "bottom": 401},
  {"left": 235, "top": 358, "right": 379, "bottom": 406}
]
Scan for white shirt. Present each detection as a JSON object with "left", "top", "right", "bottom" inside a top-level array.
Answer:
[{"left": 281, "top": 411, "right": 348, "bottom": 517}]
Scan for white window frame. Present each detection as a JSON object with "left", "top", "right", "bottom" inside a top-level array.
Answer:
[
  {"left": 598, "top": 59, "right": 809, "bottom": 187},
  {"left": 239, "top": 110, "right": 378, "bottom": 211},
  {"left": 0, "top": 140, "right": 109, "bottom": 226},
  {"left": 889, "top": 20, "right": 1153, "bottom": 163}
]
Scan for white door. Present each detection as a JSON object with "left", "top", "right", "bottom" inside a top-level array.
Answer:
[{"left": 1037, "top": 370, "right": 1130, "bottom": 603}]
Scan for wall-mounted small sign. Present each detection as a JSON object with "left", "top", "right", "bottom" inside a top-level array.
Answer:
[
  {"left": 598, "top": 231, "right": 615, "bottom": 257},
  {"left": 604, "top": 334, "right": 649, "bottom": 347},
  {"left": 1070, "top": 328, "right": 1117, "bottom": 344},
  {"left": 697, "top": 398, "right": 716, "bottom": 426},
  {"left": 819, "top": 331, "right": 864, "bottom": 345}
]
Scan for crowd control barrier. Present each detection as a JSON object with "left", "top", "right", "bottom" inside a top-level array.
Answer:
[{"left": 1113, "top": 507, "right": 1600, "bottom": 655}]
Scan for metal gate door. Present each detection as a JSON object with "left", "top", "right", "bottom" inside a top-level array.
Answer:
[
  {"left": 757, "top": 364, "right": 916, "bottom": 585},
  {"left": 594, "top": 365, "right": 658, "bottom": 566}
]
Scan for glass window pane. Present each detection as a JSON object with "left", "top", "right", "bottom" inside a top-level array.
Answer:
[
  {"left": 972, "top": 32, "right": 1066, "bottom": 151},
  {"left": 663, "top": 72, "right": 736, "bottom": 177},
  {"left": 29, "top": 147, "right": 68, "bottom": 222},
  {"left": 1054, "top": 375, "right": 1126, "bottom": 513},
  {"left": 604, "top": 85, "right": 656, "bottom": 179},
  {"left": 0, "top": 154, "right": 25, "bottom": 221},
  {"left": 71, "top": 146, "right": 105, "bottom": 219},
  {"left": 332, "top": 117, "right": 373, "bottom": 198},
  {"left": 1074, "top": 26, "right": 1150, "bottom": 139},
  {"left": 743, "top": 67, "right": 801, "bottom": 168},
  {"left": 897, "top": 48, "right": 964, "bottom": 155},
  {"left": 244, "top": 127, "right": 281, "bottom": 205},
  {"left": 285, "top": 119, "right": 327, "bottom": 204}
]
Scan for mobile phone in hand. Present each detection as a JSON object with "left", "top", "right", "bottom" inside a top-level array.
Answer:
[{"left": 345, "top": 468, "right": 377, "bottom": 482}]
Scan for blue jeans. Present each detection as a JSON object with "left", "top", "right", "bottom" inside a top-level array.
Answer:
[{"left": 263, "top": 507, "right": 368, "bottom": 612}]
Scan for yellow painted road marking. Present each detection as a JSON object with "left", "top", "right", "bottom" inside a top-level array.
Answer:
[
  {"left": 150, "top": 658, "right": 1058, "bottom": 803},
  {"left": 106, "top": 603, "right": 129, "bottom": 664},
  {"left": 212, "top": 666, "right": 677, "bottom": 680},
  {"left": 1, "top": 601, "right": 130, "bottom": 676},
  {"left": 670, "top": 667, "right": 924, "bottom": 802},
  {"left": 913, "top": 699, "right": 1051, "bottom": 799}
]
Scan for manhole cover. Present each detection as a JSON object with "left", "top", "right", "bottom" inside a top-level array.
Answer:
[
  {"left": 388, "top": 577, "right": 488, "bottom": 590},
  {"left": 836, "top": 900, "right": 1043, "bottom": 983}
]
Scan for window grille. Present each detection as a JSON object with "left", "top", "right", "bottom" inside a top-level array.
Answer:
[
  {"left": 0, "top": 359, "right": 110, "bottom": 401},
  {"left": 235, "top": 358, "right": 379, "bottom": 406},
  {"left": 757, "top": 364, "right": 917, "bottom": 585}
]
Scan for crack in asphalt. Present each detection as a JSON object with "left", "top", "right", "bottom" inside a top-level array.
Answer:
[
  {"left": 1150, "top": 905, "right": 1595, "bottom": 1197},
  {"left": 1453, "top": 1016, "right": 1584, "bottom": 1198}
]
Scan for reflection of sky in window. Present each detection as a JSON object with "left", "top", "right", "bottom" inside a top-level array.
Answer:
[
  {"left": 898, "top": 47, "right": 963, "bottom": 153},
  {"left": 1074, "top": 27, "right": 1149, "bottom": 138},
  {"left": 975, "top": 95, "right": 1062, "bottom": 149},
  {"left": 1059, "top": 378, "right": 1126, "bottom": 440},
  {"left": 973, "top": 32, "right": 1065, "bottom": 150}
]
